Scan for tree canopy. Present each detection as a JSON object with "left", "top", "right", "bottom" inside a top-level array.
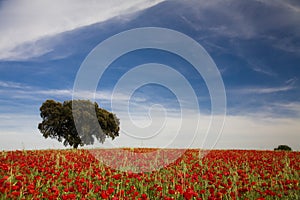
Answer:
[{"left": 38, "top": 99, "right": 120, "bottom": 148}]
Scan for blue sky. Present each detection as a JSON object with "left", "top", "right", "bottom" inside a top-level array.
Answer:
[{"left": 0, "top": 0, "right": 299, "bottom": 150}]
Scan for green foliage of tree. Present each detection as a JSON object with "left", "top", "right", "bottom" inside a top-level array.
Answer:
[
  {"left": 38, "top": 99, "right": 120, "bottom": 148},
  {"left": 274, "top": 145, "right": 292, "bottom": 151}
]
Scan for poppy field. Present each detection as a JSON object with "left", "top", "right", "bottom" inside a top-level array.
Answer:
[{"left": 0, "top": 148, "right": 299, "bottom": 199}]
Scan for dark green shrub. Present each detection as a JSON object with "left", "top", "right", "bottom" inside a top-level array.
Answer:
[{"left": 274, "top": 145, "right": 292, "bottom": 151}]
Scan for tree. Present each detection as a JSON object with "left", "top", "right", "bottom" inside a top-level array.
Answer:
[
  {"left": 38, "top": 99, "right": 120, "bottom": 148},
  {"left": 274, "top": 145, "right": 292, "bottom": 151}
]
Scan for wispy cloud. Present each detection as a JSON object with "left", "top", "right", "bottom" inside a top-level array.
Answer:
[
  {"left": 226, "top": 83, "right": 298, "bottom": 117},
  {"left": 285, "top": 77, "right": 298, "bottom": 85},
  {"left": 0, "top": 88, "right": 71, "bottom": 101},
  {"left": 0, "top": 79, "right": 140, "bottom": 100},
  {"left": 183, "top": 0, "right": 300, "bottom": 54},
  {"left": 35, "top": 89, "right": 73, "bottom": 96},
  {"left": 272, "top": 102, "right": 300, "bottom": 116},
  {"left": 0, "top": 0, "right": 166, "bottom": 60},
  {"left": 256, "top": 0, "right": 300, "bottom": 13},
  {"left": 0, "top": 81, "right": 31, "bottom": 89},
  {"left": 233, "top": 85, "right": 294, "bottom": 95},
  {"left": 271, "top": 37, "right": 300, "bottom": 55},
  {"left": 250, "top": 65, "right": 277, "bottom": 77}
]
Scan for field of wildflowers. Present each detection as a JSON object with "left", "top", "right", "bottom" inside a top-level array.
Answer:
[{"left": 0, "top": 149, "right": 299, "bottom": 199}]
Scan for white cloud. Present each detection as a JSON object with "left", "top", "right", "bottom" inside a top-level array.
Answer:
[
  {"left": 0, "top": 114, "right": 65, "bottom": 150},
  {"left": 216, "top": 115, "right": 300, "bottom": 151},
  {"left": 0, "top": 0, "right": 166, "bottom": 60},
  {"left": 35, "top": 89, "right": 73, "bottom": 96},
  {"left": 1, "top": 112, "right": 299, "bottom": 151},
  {"left": 1, "top": 0, "right": 299, "bottom": 60},
  {"left": 1, "top": 84, "right": 299, "bottom": 150},
  {"left": 0, "top": 81, "right": 299, "bottom": 151}
]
